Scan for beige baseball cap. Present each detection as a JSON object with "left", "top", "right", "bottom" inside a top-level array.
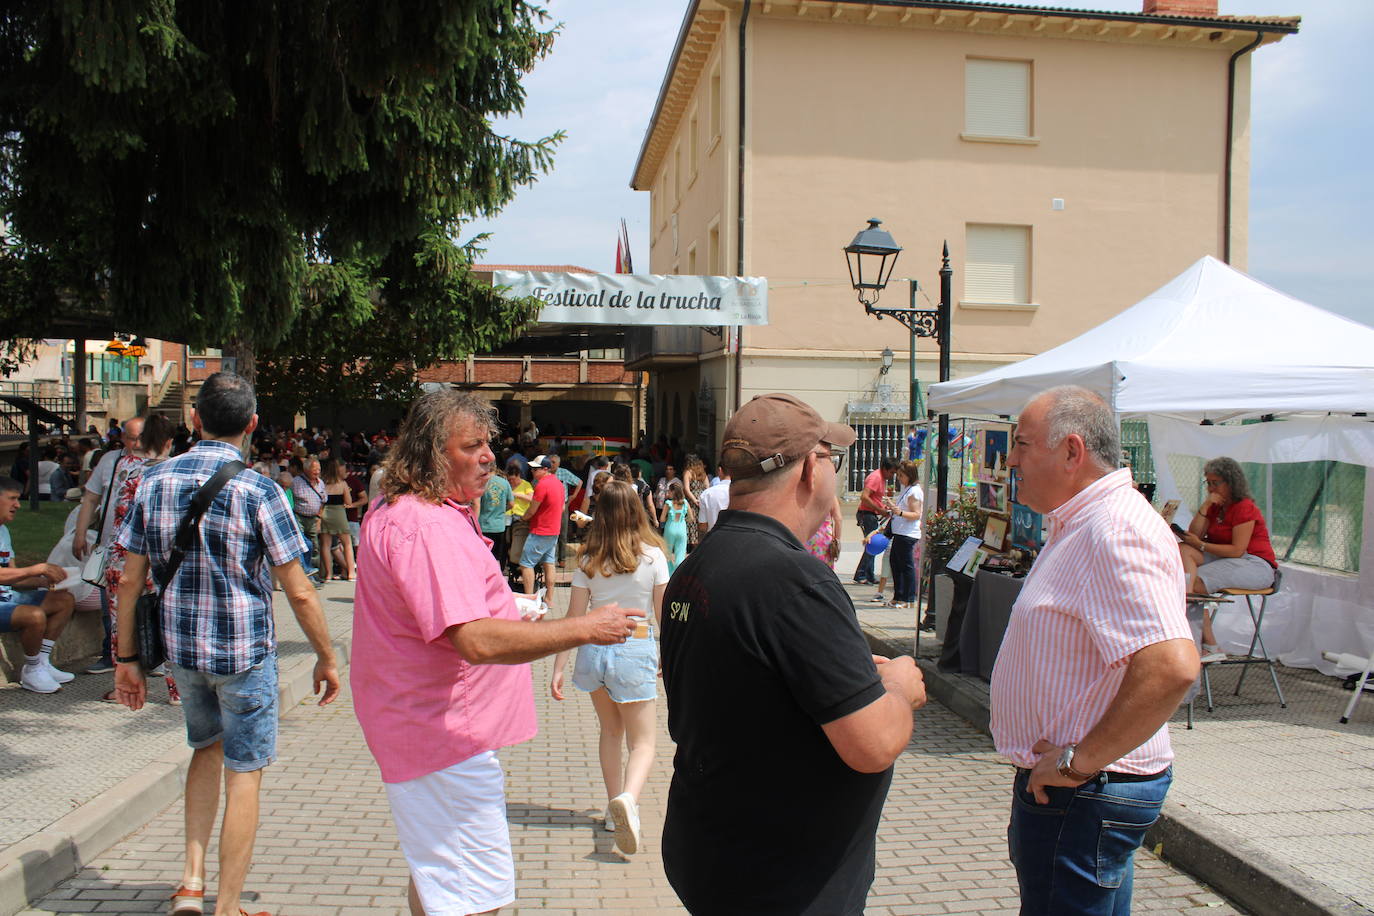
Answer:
[{"left": 720, "top": 393, "right": 856, "bottom": 479}]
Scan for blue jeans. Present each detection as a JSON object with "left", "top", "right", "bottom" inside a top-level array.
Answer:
[
  {"left": 1008, "top": 766, "right": 1171, "bottom": 916},
  {"left": 853, "top": 511, "right": 881, "bottom": 582},
  {"left": 890, "top": 533, "right": 918, "bottom": 603}
]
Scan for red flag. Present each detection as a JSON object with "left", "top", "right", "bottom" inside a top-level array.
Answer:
[{"left": 615, "top": 230, "right": 625, "bottom": 273}]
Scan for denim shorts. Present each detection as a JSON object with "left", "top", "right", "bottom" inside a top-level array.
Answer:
[
  {"left": 519, "top": 532, "right": 558, "bottom": 568},
  {"left": 171, "top": 655, "right": 279, "bottom": 772},
  {"left": 572, "top": 631, "right": 658, "bottom": 703},
  {"left": 0, "top": 590, "right": 46, "bottom": 632}
]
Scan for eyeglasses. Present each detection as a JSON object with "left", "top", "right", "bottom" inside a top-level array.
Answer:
[
  {"left": 815, "top": 450, "right": 845, "bottom": 474},
  {"left": 1204, "top": 478, "right": 1224, "bottom": 488}
]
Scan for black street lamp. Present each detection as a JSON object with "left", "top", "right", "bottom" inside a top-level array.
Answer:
[{"left": 843, "top": 218, "right": 953, "bottom": 510}]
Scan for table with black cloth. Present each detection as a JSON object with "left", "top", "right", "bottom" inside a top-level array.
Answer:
[{"left": 938, "top": 568, "right": 1024, "bottom": 680}]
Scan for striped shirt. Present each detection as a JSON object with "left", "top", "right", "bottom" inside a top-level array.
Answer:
[
  {"left": 990, "top": 468, "right": 1190, "bottom": 774},
  {"left": 116, "top": 439, "right": 309, "bottom": 675}
]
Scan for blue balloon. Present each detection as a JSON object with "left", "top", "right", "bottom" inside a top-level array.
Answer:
[{"left": 865, "top": 533, "right": 890, "bottom": 556}]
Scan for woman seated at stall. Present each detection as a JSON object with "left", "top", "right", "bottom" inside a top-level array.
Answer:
[{"left": 1178, "top": 456, "right": 1278, "bottom": 664}]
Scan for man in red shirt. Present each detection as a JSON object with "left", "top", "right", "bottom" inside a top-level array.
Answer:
[
  {"left": 520, "top": 455, "right": 565, "bottom": 596},
  {"left": 853, "top": 457, "right": 897, "bottom": 585}
]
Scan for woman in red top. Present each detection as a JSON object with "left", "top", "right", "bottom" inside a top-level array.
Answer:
[{"left": 1179, "top": 456, "right": 1277, "bottom": 663}]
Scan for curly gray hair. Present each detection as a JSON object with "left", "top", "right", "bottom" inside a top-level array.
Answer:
[{"left": 1202, "top": 456, "right": 1253, "bottom": 503}]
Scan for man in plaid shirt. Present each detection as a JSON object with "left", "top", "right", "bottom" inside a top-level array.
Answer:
[{"left": 114, "top": 372, "right": 340, "bottom": 916}]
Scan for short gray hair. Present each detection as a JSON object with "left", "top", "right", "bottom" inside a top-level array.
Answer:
[{"left": 1036, "top": 385, "right": 1120, "bottom": 470}]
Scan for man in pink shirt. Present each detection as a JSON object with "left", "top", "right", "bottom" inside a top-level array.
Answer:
[
  {"left": 519, "top": 455, "right": 565, "bottom": 597},
  {"left": 352, "top": 392, "right": 639, "bottom": 915},
  {"left": 992, "top": 386, "right": 1199, "bottom": 915},
  {"left": 852, "top": 456, "right": 896, "bottom": 585}
]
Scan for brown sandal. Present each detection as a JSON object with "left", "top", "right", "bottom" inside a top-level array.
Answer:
[{"left": 170, "top": 881, "right": 204, "bottom": 915}]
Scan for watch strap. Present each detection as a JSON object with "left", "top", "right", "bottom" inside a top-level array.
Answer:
[{"left": 1057, "top": 744, "right": 1097, "bottom": 781}]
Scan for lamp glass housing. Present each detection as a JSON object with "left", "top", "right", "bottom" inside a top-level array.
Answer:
[{"left": 844, "top": 218, "right": 902, "bottom": 305}]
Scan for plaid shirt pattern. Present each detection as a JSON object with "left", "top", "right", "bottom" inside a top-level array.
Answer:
[
  {"left": 292, "top": 474, "right": 326, "bottom": 517},
  {"left": 117, "top": 440, "right": 308, "bottom": 675}
]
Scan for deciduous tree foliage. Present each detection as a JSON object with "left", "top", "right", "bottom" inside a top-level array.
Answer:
[{"left": 0, "top": 0, "right": 558, "bottom": 407}]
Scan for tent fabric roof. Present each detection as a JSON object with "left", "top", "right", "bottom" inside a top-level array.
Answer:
[{"left": 928, "top": 256, "right": 1374, "bottom": 419}]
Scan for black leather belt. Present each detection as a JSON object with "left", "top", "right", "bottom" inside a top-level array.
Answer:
[{"left": 1016, "top": 766, "right": 1167, "bottom": 784}]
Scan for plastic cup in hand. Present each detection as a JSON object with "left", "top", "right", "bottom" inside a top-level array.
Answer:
[{"left": 514, "top": 591, "right": 547, "bottom": 621}]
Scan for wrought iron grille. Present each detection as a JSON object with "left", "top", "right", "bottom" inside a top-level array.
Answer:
[{"left": 846, "top": 423, "right": 906, "bottom": 493}]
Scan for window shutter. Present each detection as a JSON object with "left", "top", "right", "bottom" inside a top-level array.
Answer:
[
  {"left": 966, "top": 59, "right": 1031, "bottom": 138},
  {"left": 966, "top": 225, "right": 1030, "bottom": 303}
]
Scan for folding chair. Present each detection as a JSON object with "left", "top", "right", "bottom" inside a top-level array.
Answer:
[
  {"left": 1204, "top": 569, "right": 1286, "bottom": 709},
  {"left": 1323, "top": 651, "right": 1374, "bottom": 725}
]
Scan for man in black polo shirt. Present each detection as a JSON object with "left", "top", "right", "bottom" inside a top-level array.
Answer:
[{"left": 661, "top": 393, "right": 926, "bottom": 915}]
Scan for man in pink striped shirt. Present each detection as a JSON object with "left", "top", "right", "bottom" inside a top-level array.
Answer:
[{"left": 992, "top": 386, "right": 1199, "bottom": 915}]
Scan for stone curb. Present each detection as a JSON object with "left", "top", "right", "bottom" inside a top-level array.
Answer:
[
  {"left": 0, "top": 634, "right": 352, "bottom": 916},
  {"left": 860, "top": 624, "right": 1374, "bottom": 916}
]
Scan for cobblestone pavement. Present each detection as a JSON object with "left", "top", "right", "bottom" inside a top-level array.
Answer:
[
  {"left": 845, "top": 549, "right": 1374, "bottom": 913},
  {"left": 0, "top": 581, "right": 357, "bottom": 851},
  {"left": 21, "top": 586, "right": 1242, "bottom": 915}
]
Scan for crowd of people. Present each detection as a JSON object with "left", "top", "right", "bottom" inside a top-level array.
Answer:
[{"left": 1, "top": 374, "right": 1279, "bottom": 916}]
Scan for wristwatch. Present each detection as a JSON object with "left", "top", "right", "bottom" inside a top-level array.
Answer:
[
  {"left": 1056, "top": 744, "right": 1097, "bottom": 782},
  {"left": 115, "top": 653, "right": 140, "bottom": 664}
]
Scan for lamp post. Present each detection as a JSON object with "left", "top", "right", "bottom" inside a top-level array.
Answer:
[{"left": 843, "top": 218, "right": 953, "bottom": 510}]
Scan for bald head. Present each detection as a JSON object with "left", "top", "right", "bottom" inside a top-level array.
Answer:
[{"left": 123, "top": 416, "right": 145, "bottom": 451}]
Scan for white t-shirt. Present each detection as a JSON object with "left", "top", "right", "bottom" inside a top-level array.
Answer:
[
  {"left": 890, "top": 484, "right": 925, "bottom": 539},
  {"left": 696, "top": 480, "right": 731, "bottom": 530},
  {"left": 571, "top": 545, "right": 669, "bottom": 620},
  {"left": 36, "top": 460, "right": 60, "bottom": 494}
]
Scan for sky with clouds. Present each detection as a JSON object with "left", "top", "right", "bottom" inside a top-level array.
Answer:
[{"left": 466, "top": 1, "right": 1373, "bottom": 327}]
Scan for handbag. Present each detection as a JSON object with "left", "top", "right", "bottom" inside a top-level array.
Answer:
[
  {"left": 135, "top": 460, "right": 247, "bottom": 671},
  {"left": 80, "top": 455, "right": 125, "bottom": 587}
]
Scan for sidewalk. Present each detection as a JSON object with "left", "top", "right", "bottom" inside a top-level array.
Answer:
[
  {"left": 840, "top": 542, "right": 1374, "bottom": 916},
  {"left": 2, "top": 551, "right": 1369, "bottom": 914},
  {"left": 11, "top": 578, "right": 1241, "bottom": 916},
  {"left": 0, "top": 580, "right": 356, "bottom": 915}
]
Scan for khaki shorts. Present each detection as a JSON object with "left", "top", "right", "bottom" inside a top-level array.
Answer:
[{"left": 295, "top": 514, "right": 319, "bottom": 537}]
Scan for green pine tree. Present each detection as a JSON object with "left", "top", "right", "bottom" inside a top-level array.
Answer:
[{"left": 0, "top": 0, "right": 559, "bottom": 403}]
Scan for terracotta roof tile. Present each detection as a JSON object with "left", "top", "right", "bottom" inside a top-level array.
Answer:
[{"left": 472, "top": 264, "right": 598, "bottom": 274}]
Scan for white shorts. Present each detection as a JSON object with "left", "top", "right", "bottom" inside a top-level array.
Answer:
[{"left": 385, "top": 750, "right": 515, "bottom": 915}]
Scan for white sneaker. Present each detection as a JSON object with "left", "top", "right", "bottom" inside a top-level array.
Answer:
[
  {"left": 608, "top": 792, "right": 641, "bottom": 855},
  {"left": 1200, "top": 644, "right": 1228, "bottom": 664},
  {"left": 20, "top": 664, "right": 61, "bottom": 694},
  {"left": 44, "top": 659, "right": 76, "bottom": 684},
  {"left": 602, "top": 806, "right": 615, "bottom": 832}
]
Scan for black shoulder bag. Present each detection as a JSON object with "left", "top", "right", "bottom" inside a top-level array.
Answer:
[{"left": 135, "top": 460, "right": 247, "bottom": 670}]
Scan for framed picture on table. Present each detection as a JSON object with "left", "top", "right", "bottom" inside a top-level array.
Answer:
[
  {"left": 978, "top": 481, "right": 1008, "bottom": 514},
  {"left": 1011, "top": 503, "right": 1045, "bottom": 553},
  {"left": 979, "top": 424, "right": 1012, "bottom": 482},
  {"left": 962, "top": 547, "right": 991, "bottom": 577},
  {"left": 982, "top": 515, "right": 1009, "bottom": 552}
]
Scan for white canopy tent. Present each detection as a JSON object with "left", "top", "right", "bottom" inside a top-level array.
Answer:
[
  {"left": 928, "top": 256, "right": 1374, "bottom": 675},
  {"left": 927, "top": 255, "right": 1374, "bottom": 420}
]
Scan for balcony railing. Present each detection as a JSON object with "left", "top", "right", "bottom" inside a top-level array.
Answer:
[{"left": 624, "top": 326, "right": 706, "bottom": 370}]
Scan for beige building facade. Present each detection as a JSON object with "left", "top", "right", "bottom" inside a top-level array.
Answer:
[{"left": 629, "top": 0, "right": 1297, "bottom": 458}]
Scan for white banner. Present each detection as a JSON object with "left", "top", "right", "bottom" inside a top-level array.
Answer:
[{"left": 494, "top": 271, "right": 768, "bottom": 327}]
